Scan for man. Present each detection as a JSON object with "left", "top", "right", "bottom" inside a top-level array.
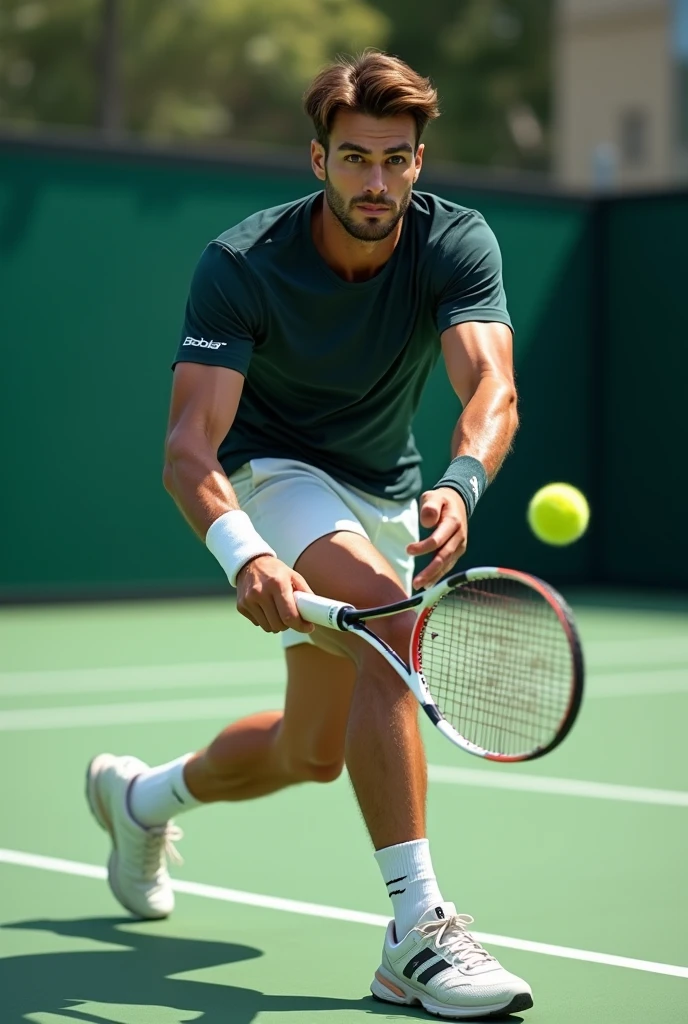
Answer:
[{"left": 86, "top": 51, "right": 530, "bottom": 1019}]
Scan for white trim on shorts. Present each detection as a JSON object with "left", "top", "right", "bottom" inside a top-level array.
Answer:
[{"left": 229, "top": 458, "right": 419, "bottom": 649}]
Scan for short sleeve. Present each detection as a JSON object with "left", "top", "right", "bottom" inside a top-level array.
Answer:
[
  {"left": 173, "top": 242, "right": 263, "bottom": 375},
  {"left": 434, "top": 213, "right": 512, "bottom": 336}
]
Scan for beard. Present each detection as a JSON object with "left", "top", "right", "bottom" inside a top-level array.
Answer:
[{"left": 325, "top": 176, "right": 412, "bottom": 242}]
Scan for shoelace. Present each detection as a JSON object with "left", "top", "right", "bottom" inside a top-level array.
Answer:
[
  {"left": 141, "top": 824, "right": 184, "bottom": 880},
  {"left": 417, "top": 914, "right": 497, "bottom": 971}
]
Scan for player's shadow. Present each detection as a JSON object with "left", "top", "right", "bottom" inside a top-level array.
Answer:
[{"left": 1, "top": 917, "right": 526, "bottom": 1023}]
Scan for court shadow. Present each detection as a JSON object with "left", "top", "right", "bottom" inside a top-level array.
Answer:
[{"left": 1, "top": 917, "right": 526, "bottom": 1023}]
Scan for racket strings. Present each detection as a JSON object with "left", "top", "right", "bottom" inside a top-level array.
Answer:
[{"left": 418, "top": 579, "right": 574, "bottom": 757}]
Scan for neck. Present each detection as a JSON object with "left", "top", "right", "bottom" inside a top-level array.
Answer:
[{"left": 311, "top": 194, "right": 403, "bottom": 283}]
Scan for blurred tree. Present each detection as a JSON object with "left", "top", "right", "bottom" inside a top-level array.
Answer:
[
  {"left": 368, "top": 0, "right": 553, "bottom": 171},
  {"left": 0, "top": 0, "right": 388, "bottom": 144},
  {"left": 0, "top": 0, "right": 552, "bottom": 171}
]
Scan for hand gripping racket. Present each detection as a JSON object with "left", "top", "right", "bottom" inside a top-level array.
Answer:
[{"left": 295, "top": 567, "right": 584, "bottom": 762}]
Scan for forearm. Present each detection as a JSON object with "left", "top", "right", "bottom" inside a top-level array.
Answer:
[
  {"left": 163, "top": 437, "right": 239, "bottom": 541},
  {"left": 450, "top": 375, "right": 518, "bottom": 481}
]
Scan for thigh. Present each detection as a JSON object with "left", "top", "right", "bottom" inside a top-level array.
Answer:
[
  {"left": 230, "top": 458, "right": 368, "bottom": 569},
  {"left": 230, "top": 458, "right": 370, "bottom": 653},
  {"left": 280, "top": 532, "right": 414, "bottom": 769},
  {"left": 294, "top": 530, "right": 416, "bottom": 667}
]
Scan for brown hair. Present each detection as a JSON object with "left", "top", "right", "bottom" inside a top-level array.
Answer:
[{"left": 303, "top": 50, "right": 439, "bottom": 152}]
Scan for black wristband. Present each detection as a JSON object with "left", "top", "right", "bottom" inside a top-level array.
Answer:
[{"left": 433, "top": 456, "right": 488, "bottom": 517}]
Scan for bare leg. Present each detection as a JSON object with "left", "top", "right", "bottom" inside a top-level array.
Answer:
[
  {"left": 294, "top": 532, "right": 428, "bottom": 851},
  {"left": 345, "top": 650, "right": 427, "bottom": 849},
  {"left": 185, "top": 528, "right": 426, "bottom": 852},
  {"left": 183, "top": 644, "right": 356, "bottom": 802}
]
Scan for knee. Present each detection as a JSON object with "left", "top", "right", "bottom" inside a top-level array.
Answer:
[
  {"left": 356, "top": 612, "right": 415, "bottom": 688},
  {"left": 368, "top": 609, "right": 415, "bottom": 658},
  {"left": 282, "top": 752, "right": 345, "bottom": 784}
]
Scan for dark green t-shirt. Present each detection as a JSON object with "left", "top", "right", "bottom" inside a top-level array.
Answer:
[{"left": 175, "top": 190, "right": 511, "bottom": 500}]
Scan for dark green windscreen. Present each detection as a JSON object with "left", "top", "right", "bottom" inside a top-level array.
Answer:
[
  {"left": 1, "top": 145, "right": 594, "bottom": 597},
  {"left": 602, "top": 197, "right": 688, "bottom": 587}
]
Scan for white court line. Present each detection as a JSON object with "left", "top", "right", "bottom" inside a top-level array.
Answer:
[
  {"left": 0, "top": 694, "right": 284, "bottom": 731},
  {"left": 589, "top": 669, "right": 688, "bottom": 699},
  {"left": 1, "top": 659, "right": 687, "bottom": 700},
  {"left": 427, "top": 765, "right": 688, "bottom": 807},
  {"left": 0, "top": 848, "right": 686, "bottom": 980},
  {"left": 581, "top": 636, "right": 688, "bottom": 666},
  {"left": 0, "top": 696, "right": 686, "bottom": 808},
  {"left": 0, "top": 660, "right": 284, "bottom": 698}
]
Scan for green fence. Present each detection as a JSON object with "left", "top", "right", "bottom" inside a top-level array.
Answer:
[
  {"left": 601, "top": 195, "right": 688, "bottom": 588},
  {"left": 0, "top": 138, "right": 684, "bottom": 598}
]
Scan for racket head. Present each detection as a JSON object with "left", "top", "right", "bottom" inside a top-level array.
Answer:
[{"left": 410, "top": 568, "right": 584, "bottom": 762}]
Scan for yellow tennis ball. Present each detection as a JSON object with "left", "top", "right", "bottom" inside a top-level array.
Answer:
[{"left": 527, "top": 483, "right": 590, "bottom": 546}]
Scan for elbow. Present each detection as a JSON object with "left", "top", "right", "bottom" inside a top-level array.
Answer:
[
  {"left": 499, "top": 383, "right": 519, "bottom": 447},
  {"left": 508, "top": 388, "right": 519, "bottom": 434},
  {"left": 162, "top": 459, "right": 175, "bottom": 498},
  {"left": 502, "top": 379, "right": 518, "bottom": 424},
  {"left": 163, "top": 427, "right": 185, "bottom": 497}
]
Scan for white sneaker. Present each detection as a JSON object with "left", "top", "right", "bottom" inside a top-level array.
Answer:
[
  {"left": 86, "top": 753, "right": 182, "bottom": 920},
  {"left": 371, "top": 902, "right": 533, "bottom": 1019}
]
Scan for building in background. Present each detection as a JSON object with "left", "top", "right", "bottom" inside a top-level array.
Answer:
[{"left": 555, "top": 0, "right": 688, "bottom": 189}]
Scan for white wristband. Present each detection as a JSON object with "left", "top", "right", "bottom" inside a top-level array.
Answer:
[{"left": 205, "top": 510, "right": 276, "bottom": 587}]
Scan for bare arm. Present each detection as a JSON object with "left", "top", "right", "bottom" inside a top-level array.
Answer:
[
  {"left": 409, "top": 321, "right": 518, "bottom": 589},
  {"left": 163, "top": 362, "right": 313, "bottom": 633},
  {"left": 443, "top": 320, "right": 518, "bottom": 475},
  {"left": 163, "top": 363, "right": 244, "bottom": 537}
]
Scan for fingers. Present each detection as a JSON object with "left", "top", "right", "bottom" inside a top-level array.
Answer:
[
  {"left": 408, "top": 490, "right": 458, "bottom": 555},
  {"left": 236, "top": 559, "right": 315, "bottom": 634},
  {"left": 273, "top": 580, "right": 315, "bottom": 634},
  {"left": 418, "top": 491, "right": 443, "bottom": 529},
  {"left": 407, "top": 514, "right": 459, "bottom": 557},
  {"left": 288, "top": 571, "right": 316, "bottom": 633},
  {"left": 290, "top": 571, "right": 313, "bottom": 596},
  {"left": 410, "top": 492, "right": 468, "bottom": 590},
  {"left": 413, "top": 529, "right": 467, "bottom": 590}
]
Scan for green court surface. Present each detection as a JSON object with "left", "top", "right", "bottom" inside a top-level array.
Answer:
[{"left": 1, "top": 594, "right": 687, "bottom": 1023}]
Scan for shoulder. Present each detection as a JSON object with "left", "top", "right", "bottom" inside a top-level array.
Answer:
[
  {"left": 410, "top": 192, "right": 503, "bottom": 298},
  {"left": 191, "top": 193, "right": 313, "bottom": 288},
  {"left": 213, "top": 193, "right": 316, "bottom": 259},
  {"left": 410, "top": 191, "right": 498, "bottom": 256}
]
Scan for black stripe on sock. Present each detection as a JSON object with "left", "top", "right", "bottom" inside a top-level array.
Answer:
[
  {"left": 387, "top": 889, "right": 406, "bottom": 897},
  {"left": 402, "top": 947, "right": 436, "bottom": 979},
  {"left": 417, "top": 959, "right": 453, "bottom": 986},
  {"left": 385, "top": 875, "right": 407, "bottom": 886}
]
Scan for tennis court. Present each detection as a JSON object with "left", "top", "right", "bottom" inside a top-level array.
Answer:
[{"left": 1, "top": 592, "right": 687, "bottom": 1023}]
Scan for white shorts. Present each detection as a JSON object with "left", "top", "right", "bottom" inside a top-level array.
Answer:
[{"left": 229, "top": 457, "right": 419, "bottom": 649}]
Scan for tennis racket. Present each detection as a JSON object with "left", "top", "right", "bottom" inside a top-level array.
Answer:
[{"left": 295, "top": 567, "right": 584, "bottom": 762}]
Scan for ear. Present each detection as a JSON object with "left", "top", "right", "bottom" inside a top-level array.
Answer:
[
  {"left": 414, "top": 143, "right": 424, "bottom": 182},
  {"left": 311, "top": 139, "right": 327, "bottom": 182}
]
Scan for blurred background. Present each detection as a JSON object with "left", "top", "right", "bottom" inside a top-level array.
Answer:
[
  {"left": 2, "top": 13, "right": 686, "bottom": 1021},
  {"left": 3, "top": 0, "right": 688, "bottom": 186},
  {"left": 1, "top": 0, "right": 687, "bottom": 599}
]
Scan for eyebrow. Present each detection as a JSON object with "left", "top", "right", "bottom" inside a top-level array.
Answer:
[{"left": 336, "top": 141, "right": 414, "bottom": 155}]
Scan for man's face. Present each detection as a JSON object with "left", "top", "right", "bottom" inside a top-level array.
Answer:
[{"left": 313, "top": 110, "right": 424, "bottom": 242}]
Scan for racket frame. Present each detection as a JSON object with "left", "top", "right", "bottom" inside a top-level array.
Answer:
[{"left": 294, "top": 567, "right": 584, "bottom": 762}]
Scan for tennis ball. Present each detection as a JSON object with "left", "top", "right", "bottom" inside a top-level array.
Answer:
[{"left": 527, "top": 483, "right": 590, "bottom": 546}]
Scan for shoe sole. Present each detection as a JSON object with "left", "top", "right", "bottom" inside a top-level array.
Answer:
[
  {"left": 371, "top": 971, "right": 533, "bottom": 1019},
  {"left": 85, "top": 754, "right": 170, "bottom": 921}
]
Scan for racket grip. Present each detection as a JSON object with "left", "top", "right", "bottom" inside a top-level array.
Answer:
[{"left": 295, "top": 592, "right": 353, "bottom": 630}]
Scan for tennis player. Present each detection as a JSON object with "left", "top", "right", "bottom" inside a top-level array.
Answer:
[{"left": 87, "top": 51, "right": 530, "bottom": 1018}]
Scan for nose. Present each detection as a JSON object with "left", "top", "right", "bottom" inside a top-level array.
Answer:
[{"left": 363, "top": 164, "right": 387, "bottom": 195}]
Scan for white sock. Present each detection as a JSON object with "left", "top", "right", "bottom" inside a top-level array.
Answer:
[
  {"left": 128, "top": 754, "right": 201, "bottom": 827},
  {"left": 375, "top": 838, "right": 444, "bottom": 940}
]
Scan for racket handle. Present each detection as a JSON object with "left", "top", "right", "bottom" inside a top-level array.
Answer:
[{"left": 295, "top": 592, "right": 353, "bottom": 630}]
